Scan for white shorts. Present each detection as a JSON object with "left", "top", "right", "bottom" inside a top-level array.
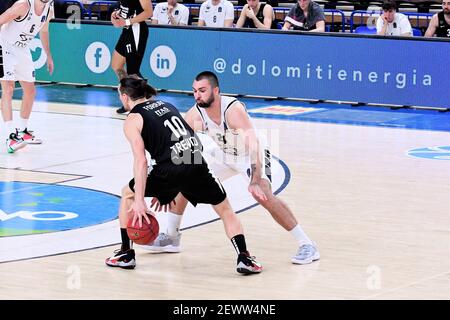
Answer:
[
  {"left": 197, "top": 132, "right": 274, "bottom": 184},
  {"left": 0, "top": 39, "right": 35, "bottom": 82}
]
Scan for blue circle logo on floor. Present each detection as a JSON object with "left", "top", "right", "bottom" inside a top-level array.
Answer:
[
  {"left": 407, "top": 146, "right": 450, "bottom": 160},
  {"left": 0, "top": 182, "right": 119, "bottom": 237}
]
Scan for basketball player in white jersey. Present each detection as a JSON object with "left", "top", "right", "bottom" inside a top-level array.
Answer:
[
  {"left": 197, "top": 0, "right": 234, "bottom": 28},
  {"left": 144, "top": 71, "right": 320, "bottom": 265},
  {"left": 0, "top": 0, "right": 54, "bottom": 153}
]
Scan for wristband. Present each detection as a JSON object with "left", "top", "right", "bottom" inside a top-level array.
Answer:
[{"left": 125, "top": 19, "right": 131, "bottom": 26}]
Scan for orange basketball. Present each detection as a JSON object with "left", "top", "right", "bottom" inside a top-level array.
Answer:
[{"left": 127, "top": 214, "right": 159, "bottom": 245}]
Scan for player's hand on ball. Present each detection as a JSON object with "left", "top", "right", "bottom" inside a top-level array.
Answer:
[{"left": 128, "top": 200, "right": 151, "bottom": 228}]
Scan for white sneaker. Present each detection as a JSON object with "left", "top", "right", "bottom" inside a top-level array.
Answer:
[
  {"left": 17, "top": 128, "right": 42, "bottom": 144},
  {"left": 6, "top": 132, "right": 27, "bottom": 153},
  {"left": 291, "top": 243, "right": 320, "bottom": 265},
  {"left": 139, "top": 232, "right": 181, "bottom": 253}
]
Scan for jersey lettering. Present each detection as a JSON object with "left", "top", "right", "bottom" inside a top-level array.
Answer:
[
  {"left": 164, "top": 116, "right": 188, "bottom": 139},
  {"left": 119, "top": 5, "right": 129, "bottom": 19}
]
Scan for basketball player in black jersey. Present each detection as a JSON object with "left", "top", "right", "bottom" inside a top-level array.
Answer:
[
  {"left": 110, "top": 0, "right": 152, "bottom": 114},
  {"left": 105, "top": 76, "right": 262, "bottom": 274},
  {"left": 425, "top": 0, "right": 450, "bottom": 38},
  {"left": 235, "top": 0, "right": 278, "bottom": 29}
]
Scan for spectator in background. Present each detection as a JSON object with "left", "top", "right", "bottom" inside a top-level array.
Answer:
[
  {"left": 376, "top": 0, "right": 412, "bottom": 36},
  {"left": 424, "top": 0, "right": 450, "bottom": 38},
  {"left": 197, "top": 0, "right": 234, "bottom": 28},
  {"left": 235, "top": 0, "right": 277, "bottom": 29},
  {"left": 282, "top": 0, "right": 325, "bottom": 32},
  {"left": 152, "top": 0, "right": 189, "bottom": 26}
]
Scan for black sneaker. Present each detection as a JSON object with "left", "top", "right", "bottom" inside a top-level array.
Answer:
[
  {"left": 236, "top": 251, "right": 262, "bottom": 274},
  {"left": 116, "top": 106, "right": 128, "bottom": 114},
  {"left": 105, "top": 248, "right": 136, "bottom": 269}
]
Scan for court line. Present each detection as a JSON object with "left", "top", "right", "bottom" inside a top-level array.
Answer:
[
  {"left": 0, "top": 167, "right": 91, "bottom": 185},
  {"left": 0, "top": 166, "right": 90, "bottom": 177},
  {"left": 0, "top": 83, "right": 57, "bottom": 93},
  {"left": 361, "top": 270, "right": 450, "bottom": 300},
  {"left": 0, "top": 242, "right": 118, "bottom": 265},
  {"left": 32, "top": 151, "right": 131, "bottom": 171},
  {"left": 0, "top": 183, "right": 57, "bottom": 195}
]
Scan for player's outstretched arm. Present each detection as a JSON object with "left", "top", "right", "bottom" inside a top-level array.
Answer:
[
  {"left": 226, "top": 102, "right": 267, "bottom": 201},
  {"left": 184, "top": 106, "right": 206, "bottom": 132}
]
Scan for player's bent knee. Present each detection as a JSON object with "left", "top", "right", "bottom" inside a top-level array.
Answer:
[{"left": 121, "top": 185, "right": 134, "bottom": 199}]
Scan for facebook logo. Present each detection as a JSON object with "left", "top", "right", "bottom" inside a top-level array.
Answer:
[
  {"left": 94, "top": 48, "right": 102, "bottom": 68},
  {"left": 85, "top": 42, "right": 111, "bottom": 74}
]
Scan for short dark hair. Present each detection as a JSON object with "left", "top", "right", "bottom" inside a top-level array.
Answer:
[
  {"left": 119, "top": 75, "right": 157, "bottom": 101},
  {"left": 195, "top": 71, "right": 219, "bottom": 88},
  {"left": 382, "top": 0, "right": 397, "bottom": 11}
]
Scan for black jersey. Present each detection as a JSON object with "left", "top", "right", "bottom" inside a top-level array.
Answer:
[
  {"left": 118, "top": 0, "right": 144, "bottom": 19},
  {"left": 436, "top": 12, "right": 450, "bottom": 38},
  {"left": 130, "top": 100, "right": 203, "bottom": 165},
  {"left": 243, "top": 4, "right": 277, "bottom": 29}
]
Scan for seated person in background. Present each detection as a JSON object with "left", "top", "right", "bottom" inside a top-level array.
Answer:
[
  {"left": 424, "top": 0, "right": 450, "bottom": 38},
  {"left": 235, "top": 0, "right": 277, "bottom": 29},
  {"left": 198, "top": 0, "right": 234, "bottom": 27},
  {"left": 282, "top": 0, "right": 325, "bottom": 32},
  {"left": 152, "top": 0, "right": 189, "bottom": 26},
  {"left": 376, "top": 0, "right": 412, "bottom": 36}
]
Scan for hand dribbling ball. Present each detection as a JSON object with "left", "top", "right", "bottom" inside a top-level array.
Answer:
[{"left": 127, "top": 214, "right": 159, "bottom": 245}]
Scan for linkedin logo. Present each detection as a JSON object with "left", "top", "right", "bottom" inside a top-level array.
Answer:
[
  {"left": 150, "top": 45, "right": 177, "bottom": 78},
  {"left": 85, "top": 42, "right": 111, "bottom": 74}
]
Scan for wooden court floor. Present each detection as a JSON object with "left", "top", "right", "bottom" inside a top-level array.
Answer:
[{"left": 0, "top": 96, "right": 449, "bottom": 300}]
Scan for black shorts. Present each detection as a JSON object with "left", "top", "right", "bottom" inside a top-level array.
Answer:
[
  {"left": 129, "top": 162, "right": 227, "bottom": 206},
  {"left": 115, "top": 22, "right": 149, "bottom": 75}
]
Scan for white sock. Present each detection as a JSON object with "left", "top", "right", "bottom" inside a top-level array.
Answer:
[
  {"left": 167, "top": 212, "right": 182, "bottom": 237},
  {"left": 19, "top": 117, "right": 28, "bottom": 131},
  {"left": 5, "top": 121, "right": 14, "bottom": 135},
  {"left": 289, "top": 225, "right": 313, "bottom": 246}
]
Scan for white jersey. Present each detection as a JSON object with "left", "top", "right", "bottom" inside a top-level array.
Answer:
[
  {"left": 376, "top": 13, "right": 412, "bottom": 36},
  {"left": 198, "top": 0, "right": 234, "bottom": 28},
  {"left": 153, "top": 3, "right": 189, "bottom": 25},
  {"left": 194, "top": 96, "right": 273, "bottom": 182},
  {"left": 195, "top": 96, "right": 258, "bottom": 157},
  {"left": 0, "top": 0, "right": 52, "bottom": 48}
]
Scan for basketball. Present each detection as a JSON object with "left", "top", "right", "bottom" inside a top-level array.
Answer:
[{"left": 127, "top": 214, "right": 159, "bottom": 245}]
